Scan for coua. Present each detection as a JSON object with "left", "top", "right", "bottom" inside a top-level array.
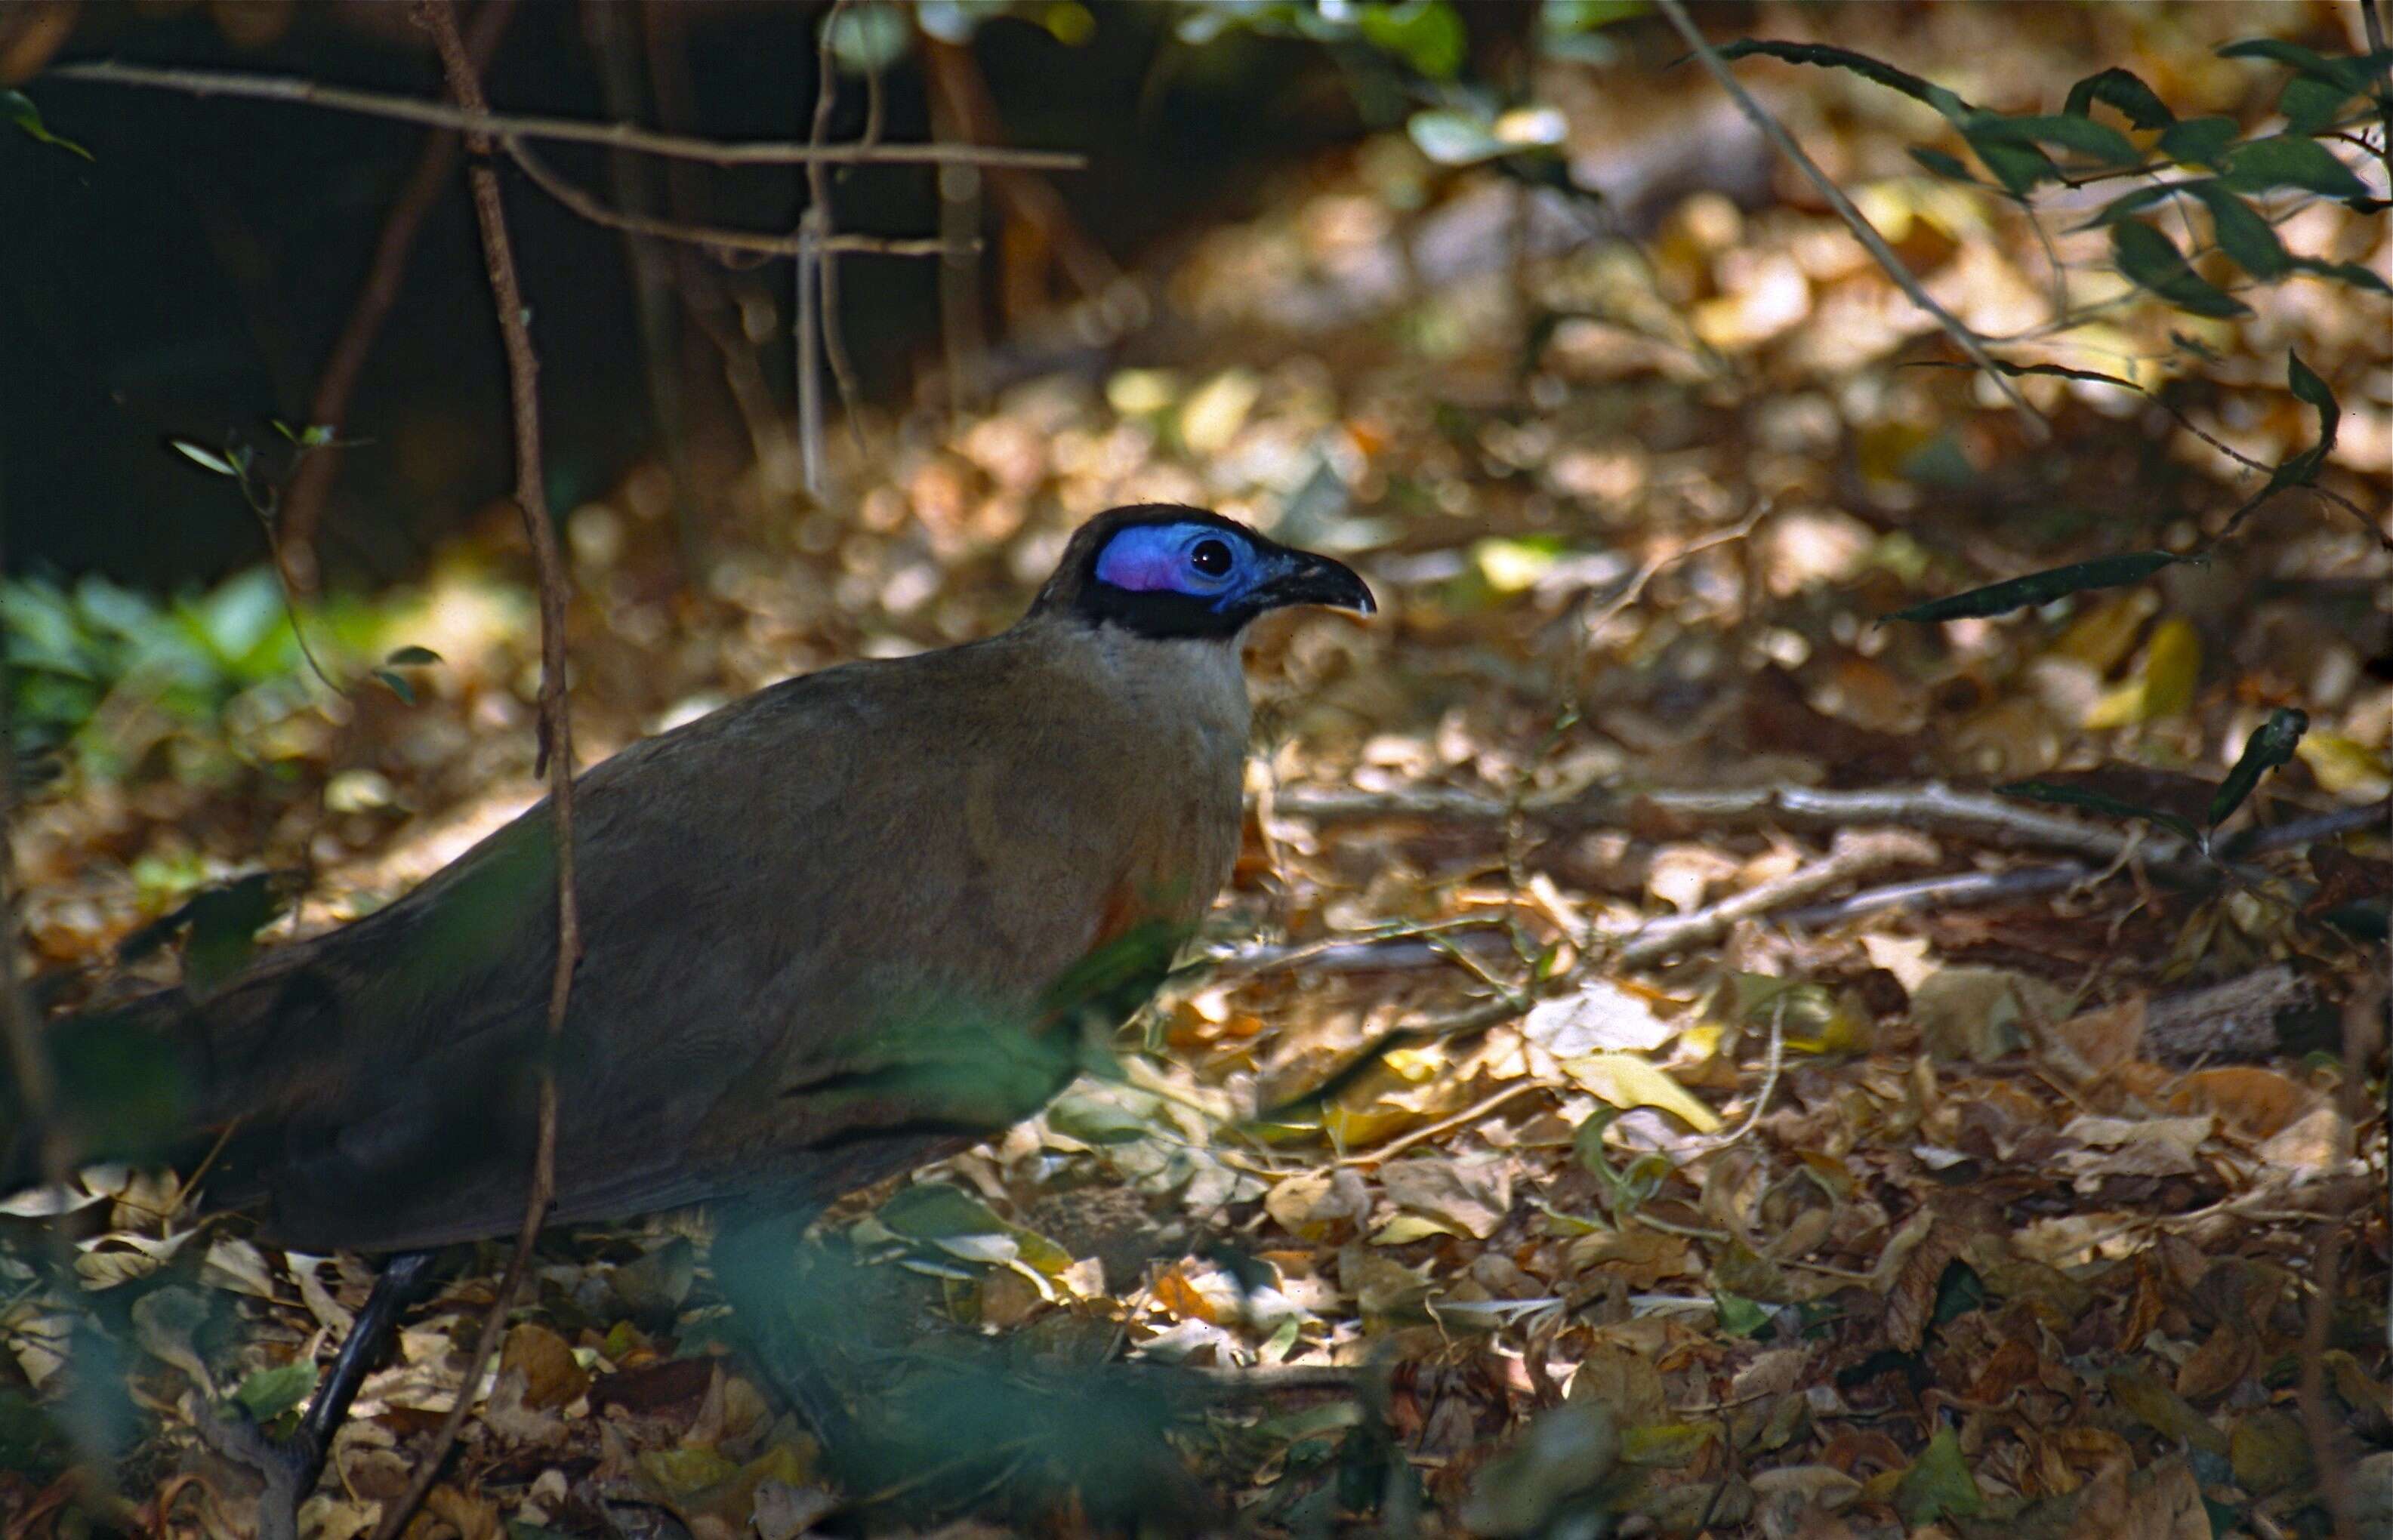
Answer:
[{"left": 5, "top": 504, "right": 1372, "bottom": 1498}]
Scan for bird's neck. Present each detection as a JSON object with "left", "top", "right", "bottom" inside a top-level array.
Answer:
[{"left": 1015, "top": 615, "right": 1252, "bottom": 741}]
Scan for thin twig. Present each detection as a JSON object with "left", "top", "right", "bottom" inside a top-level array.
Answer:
[
  {"left": 1336, "top": 1081, "right": 1547, "bottom": 1167},
  {"left": 1652, "top": 0, "right": 2045, "bottom": 438},
  {"left": 809, "top": 0, "right": 870, "bottom": 467},
  {"left": 509, "top": 134, "right": 963, "bottom": 260},
  {"left": 370, "top": 7, "right": 582, "bottom": 1537},
  {"left": 276, "top": 0, "right": 517, "bottom": 565},
  {"left": 2359, "top": 0, "right": 2393, "bottom": 194},
  {"left": 48, "top": 58, "right": 1084, "bottom": 170}
]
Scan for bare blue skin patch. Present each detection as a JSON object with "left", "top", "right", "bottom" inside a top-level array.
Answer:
[{"left": 1093, "top": 521, "right": 1245, "bottom": 604}]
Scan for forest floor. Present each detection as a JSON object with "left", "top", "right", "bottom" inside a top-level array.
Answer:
[{"left": 5, "top": 5, "right": 2390, "bottom": 1538}]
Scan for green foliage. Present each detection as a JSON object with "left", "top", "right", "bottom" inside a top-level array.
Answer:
[
  {"left": 3, "top": 88, "right": 91, "bottom": 159},
  {"left": 2, "top": 565, "right": 411, "bottom": 781},
  {"left": 230, "top": 1360, "right": 319, "bottom": 1424},
  {"left": 1997, "top": 781, "right": 2201, "bottom": 845},
  {"left": 2109, "top": 219, "right": 2250, "bottom": 319},
  {"left": 2208, "top": 708, "right": 2308, "bottom": 830},
  {"left": 1881, "top": 550, "right": 2194, "bottom": 625},
  {"left": 1715, "top": 32, "right": 2385, "bottom": 317}
]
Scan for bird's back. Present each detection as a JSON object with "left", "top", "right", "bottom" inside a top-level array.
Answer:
[{"left": 87, "top": 618, "right": 1250, "bottom": 1251}]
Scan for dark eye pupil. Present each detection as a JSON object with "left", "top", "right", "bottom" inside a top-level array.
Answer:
[{"left": 1191, "top": 539, "right": 1232, "bottom": 576}]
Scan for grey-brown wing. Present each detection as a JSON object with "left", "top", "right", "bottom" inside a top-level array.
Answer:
[{"left": 217, "top": 642, "right": 1167, "bottom": 1250}]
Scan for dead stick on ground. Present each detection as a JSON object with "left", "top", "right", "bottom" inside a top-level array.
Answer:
[
  {"left": 370, "top": 6, "right": 581, "bottom": 1538},
  {"left": 1651, "top": 0, "right": 2046, "bottom": 439},
  {"left": 1616, "top": 827, "right": 1938, "bottom": 966},
  {"left": 48, "top": 59, "right": 1083, "bottom": 170}
]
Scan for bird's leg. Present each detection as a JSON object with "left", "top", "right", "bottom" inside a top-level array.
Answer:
[
  {"left": 299, "top": 1249, "right": 442, "bottom": 1460},
  {"left": 199, "top": 1249, "right": 442, "bottom": 1540},
  {"left": 710, "top": 1211, "right": 867, "bottom": 1459}
]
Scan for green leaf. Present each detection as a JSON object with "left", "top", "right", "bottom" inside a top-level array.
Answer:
[
  {"left": 1895, "top": 1426, "right": 1987, "bottom": 1524},
  {"left": 384, "top": 644, "right": 443, "bottom": 667},
  {"left": 1907, "top": 145, "right": 1981, "bottom": 183},
  {"left": 875, "top": 1182, "right": 1074, "bottom": 1276},
  {"left": 2286, "top": 351, "right": 2340, "bottom": 460},
  {"left": 1407, "top": 108, "right": 1507, "bottom": 166},
  {"left": 2207, "top": 707, "right": 2308, "bottom": 829},
  {"left": 1546, "top": 0, "right": 1648, "bottom": 33},
  {"left": 3, "top": 90, "right": 93, "bottom": 159},
  {"left": 169, "top": 439, "right": 239, "bottom": 477},
  {"left": 824, "top": 2, "right": 914, "bottom": 73},
  {"left": 1978, "top": 112, "right": 2141, "bottom": 166},
  {"left": 2289, "top": 255, "right": 2393, "bottom": 294},
  {"left": 2214, "top": 352, "right": 2341, "bottom": 525},
  {"left": 2080, "top": 180, "right": 2185, "bottom": 229},
  {"left": 1712, "top": 39, "right": 1969, "bottom": 119},
  {"left": 1997, "top": 781, "right": 2201, "bottom": 845},
  {"left": 1956, "top": 118, "right": 2061, "bottom": 195},
  {"left": 231, "top": 1361, "right": 318, "bottom": 1424},
  {"left": 2221, "top": 136, "right": 2370, "bottom": 200},
  {"left": 1907, "top": 356, "right": 2143, "bottom": 392},
  {"left": 2157, "top": 116, "right": 2240, "bottom": 168},
  {"left": 2185, "top": 183, "right": 2290, "bottom": 280},
  {"left": 2063, "top": 67, "right": 2175, "bottom": 130},
  {"left": 2278, "top": 72, "right": 2354, "bottom": 134},
  {"left": 2216, "top": 38, "right": 2391, "bottom": 94},
  {"left": 1883, "top": 550, "right": 2188, "bottom": 625},
  {"left": 1713, "top": 1290, "right": 1772, "bottom": 1338},
  {"left": 371, "top": 668, "right": 416, "bottom": 705},
  {"left": 2111, "top": 219, "right": 2251, "bottom": 319},
  {"left": 1355, "top": 0, "right": 1466, "bottom": 80}
]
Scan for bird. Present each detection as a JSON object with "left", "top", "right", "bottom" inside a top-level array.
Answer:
[{"left": 6, "top": 503, "right": 1374, "bottom": 1507}]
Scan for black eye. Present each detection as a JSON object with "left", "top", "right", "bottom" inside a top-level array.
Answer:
[{"left": 1190, "top": 538, "right": 1233, "bottom": 577}]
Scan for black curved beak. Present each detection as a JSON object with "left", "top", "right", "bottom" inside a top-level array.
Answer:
[{"left": 1254, "top": 546, "right": 1376, "bottom": 617}]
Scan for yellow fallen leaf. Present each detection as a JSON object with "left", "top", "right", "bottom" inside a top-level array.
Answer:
[
  {"left": 2084, "top": 617, "right": 2200, "bottom": 728},
  {"left": 2296, "top": 732, "right": 2391, "bottom": 799},
  {"left": 1560, "top": 1053, "right": 1722, "bottom": 1132},
  {"left": 1371, "top": 1213, "right": 1456, "bottom": 1245},
  {"left": 2048, "top": 590, "right": 2157, "bottom": 673}
]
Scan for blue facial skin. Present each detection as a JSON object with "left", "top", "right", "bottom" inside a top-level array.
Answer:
[
  {"left": 1069, "top": 509, "right": 1374, "bottom": 639},
  {"left": 1093, "top": 520, "right": 1254, "bottom": 610}
]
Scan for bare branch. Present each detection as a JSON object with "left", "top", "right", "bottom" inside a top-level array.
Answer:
[
  {"left": 369, "top": 5, "right": 581, "bottom": 1537},
  {"left": 510, "top": 134, "right": 965, "bottom": 260},
  {"left": 48, "top": 57, "right": 1085, "bottom": 170},
  {"left": 278, "top": 0, "right": 517, "bottom": 566},
  {"left": 1651, "top": 0, "right": 2047, "bottom": 438}
]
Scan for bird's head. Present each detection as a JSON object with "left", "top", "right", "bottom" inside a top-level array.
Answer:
[{"left": 1032, "top": 505, "right": 1376, "bottom": 640}]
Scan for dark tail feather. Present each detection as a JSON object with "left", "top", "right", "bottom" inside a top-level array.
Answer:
[{"left": 3, "top": 987, "right": 209, "bottom": 1192}]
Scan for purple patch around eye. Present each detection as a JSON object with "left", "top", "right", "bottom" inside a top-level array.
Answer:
[{"left": 1095, "top": 525, "right": 1201, "bottom": 593}]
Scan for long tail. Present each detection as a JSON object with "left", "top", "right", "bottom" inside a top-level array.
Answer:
[{"left": 3, "top": 985, "right": 214, "bottom": 1191}]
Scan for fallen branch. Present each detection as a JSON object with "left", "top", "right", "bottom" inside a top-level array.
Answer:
[
  {"left": 1651, "top": 0, "right": 2046, "bottom": 438},
  {"left": 1769, "top": 799, "right": 2389, "bottom": 930},
  {"left": 369, "top": 6, "right": 581, "bottom": 1537},
  {"left": 48, "top": 58, "right": 1084, "bottom": 169},
  {"left": 1614, "top": 827, "right": 1938, "bottom": 966},
  {"left": 1275, "top": 780, "right": 2148, "bottom": 864},
  {"left": 1772, "top": 864, "right": 2089, "bottom": 929},
  {"left": 2143, "top": 963, "right": 2314, "bottom": 1064}
]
